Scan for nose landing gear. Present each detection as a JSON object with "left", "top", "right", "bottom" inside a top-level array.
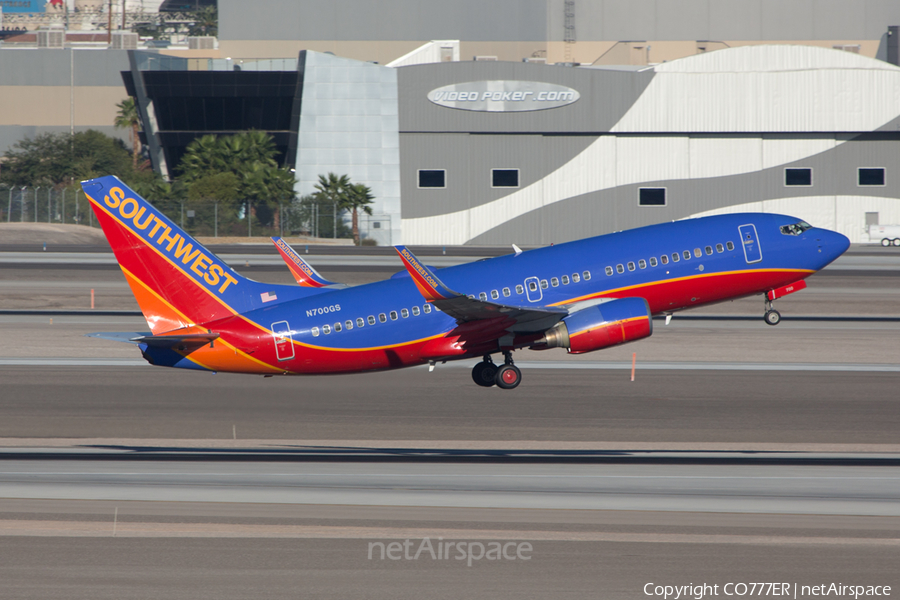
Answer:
[
  {"left": 471, "top": 351, "right": 522, "bottom": 389},
  {"left": 764, "top": 299, "right": 781, "bottom": 326}
]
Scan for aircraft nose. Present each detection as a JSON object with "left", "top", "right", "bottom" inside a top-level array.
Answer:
[{"left": 815, "top": 229, "right": 850, "bottom": 265}]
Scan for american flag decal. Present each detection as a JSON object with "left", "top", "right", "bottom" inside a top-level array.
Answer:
[{"left": 260, "top": 292, "right": 277, "bottom": 303}]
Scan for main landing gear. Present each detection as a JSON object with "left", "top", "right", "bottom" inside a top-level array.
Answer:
[
  {"left": 471, "top": 352, "right": 522, "bottom": 389},
  {"left": 764, "top": 298, "right": 781, "bottom": 326}
]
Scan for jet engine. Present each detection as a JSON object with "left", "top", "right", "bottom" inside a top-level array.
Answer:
[{"left": 535, "top": 297, "right": 652, "bottom": 354}]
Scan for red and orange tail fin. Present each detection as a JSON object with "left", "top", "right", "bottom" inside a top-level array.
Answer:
[
  {"left": 271, "top": 237, "right": 338, "bottom": 287},
  {"left": 81, "top": 176, "right": 317, "bottom": 334}
]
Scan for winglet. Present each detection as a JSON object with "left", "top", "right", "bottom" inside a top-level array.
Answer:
[
  {"left": 393, "top": 245, "right": 457, "bottom": 302},
  {"left": 512, "top": 244, "right": 523, "bottom": 255},
  {"left": 271, "top": 237, "right": 336, "bottom": 287}
]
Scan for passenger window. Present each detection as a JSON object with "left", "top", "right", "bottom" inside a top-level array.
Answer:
[
  {"left": 561, "top": 276, "right": 569, "bottom": 285},
  {"left": 311, "top": 327, "right": 320, "bottom": 337},
  {"left": 705, "top": 246, "right": 713, "bottom": 255},
  {"left": 672, "top": 253, "right": 680, "bottom": 262},
  {"left": 412, "top": 306, "right": 420, "bottom": 316},
  {"left": 639, "top": 259, "right": 646, "bottom": 269},
  {"left": 683, "top": 250, "right": 691, "bottom": 260},
  {"left": 334, "top": 322, "right": 342, "bottom": 333},
  {"left": 467, "top": 294, "right": 475, "bottom": 299},
  {"left": 379, "top": 313, "right": 387, "bottom": 323},
  {"left": 390, "top": 311, "right": 398, "bottom": 320},
  {"left": 540, "top": 279, "right": 548, "bottom": 289},
  {"left": 551, "top": 277, "right": 559, "bottom": 287},
  {"left": 616, "top": 264, "right": 624, "bottom": 274},
  {"left": 345, "top": 320, "right": 353, "bottom": 330},
  {"left": 502, "top": 287, "right": 511, "bottom": 296},
  {"left": 491, "top": 290, "right": 499, "bottom": 299},
  {"left": 716, "top": 243, "right": 724, "bottom": 253},
  {"left": 605, "top": 267, "right": 613, "bottom": 276},
  {"left": 583, "top": 271, "right": 591, "bottom": 280},
  {"left": 368, "top": 315, "right": 376, "bottom": 325},
  {"left": 357, "top": 318, "right": 364, "bottom": 327},
  {"left": 516, "top": 284, "right": 524, "bottom": 294},
  {"left": 661, "top": 255, "right": 668, "bottom": 265},
  {"left": 479, "top": 292, "right": 487, "bottom": 301},
  {"left": 694, "top": 248, "right": 702, "bottom": 258},
  {"left": 726, "top": 241, "right": 734, "bottom": 251},
  {"left": 649, "top": 257, "right": 658, "bottom": 267},
  {"left": 401, "top": 308, "right": 409, "bottom": 318},
  {"left": 572, "top": 273, "right": 580, "bottom": 283},
  {"left": 528, "top": 281, "right": 538, "bottom": 292},
  {"left": 323, "top": 324, "right": 332, "bottom": 334},
  {"left": 627, "top": 262, "right": 635, "bottom": 271},
  {"left": 423, "top": 304, "right": 432, "bottom": 314}
]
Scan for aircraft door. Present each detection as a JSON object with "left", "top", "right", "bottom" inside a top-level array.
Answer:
[
  {"left": 524, "top": 276, "right": 543, "bottom": 302},
  {"left": 271, "top": 320, "right": 295, "bottom": 361},
  {"left": 738, "top": 224, "right": 763, "bottom": 264}
]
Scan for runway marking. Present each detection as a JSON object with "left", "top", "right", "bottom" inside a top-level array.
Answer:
[
  {"left": 1, "top": 520, "right": 899, "bottom": 545},
  {"left": 1, "top": 358, "right": 899, "bottom": 371}
]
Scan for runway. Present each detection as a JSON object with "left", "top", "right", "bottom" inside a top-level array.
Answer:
[{"left": 0, "top": 246, "right": 898, "bottom": 598}]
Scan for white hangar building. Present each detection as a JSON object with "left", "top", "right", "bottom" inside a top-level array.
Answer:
[{"left": 396, "top": 44, "right": 900, "bottom": 246}]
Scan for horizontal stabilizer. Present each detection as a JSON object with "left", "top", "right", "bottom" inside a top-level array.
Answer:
[
  {"left": 86, "top": 331, "right": 150, "bottom": 344},
  {"left": 130, "top": 333, "right": 219, "bottom": 349}
]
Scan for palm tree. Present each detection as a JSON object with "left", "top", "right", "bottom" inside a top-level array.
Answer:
[
  {"left": 344, "top": 183, "right": 375, "bottom": 245},
  {"left": 114, "top": 98, "right": 142, "bottom": 169}
]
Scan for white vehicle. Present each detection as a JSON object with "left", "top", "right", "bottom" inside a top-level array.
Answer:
[{"left": 869, "top": 225, "right": 900, "bottom": 247}]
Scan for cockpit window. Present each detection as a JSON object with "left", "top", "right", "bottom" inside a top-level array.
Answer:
[{"left": 780, "top": 221, "right": 812, "bottom": 236}]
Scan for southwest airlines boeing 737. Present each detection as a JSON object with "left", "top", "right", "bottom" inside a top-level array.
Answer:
[{"left": 82, "top": 175, "right": 849, "bottom": 389}]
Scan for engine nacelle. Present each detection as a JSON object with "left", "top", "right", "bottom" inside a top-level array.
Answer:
[{"left": 536, "top": 297, "right": 653, "bottom": 354}]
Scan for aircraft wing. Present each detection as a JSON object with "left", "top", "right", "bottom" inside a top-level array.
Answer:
[
  {"left": 271, "top": 237, "right": 342, "bottom": 288},
  {"left": 394, "top": 245, "right": 565, "bottom": 332}
]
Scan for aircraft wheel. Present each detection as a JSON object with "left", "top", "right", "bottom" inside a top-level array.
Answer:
[
  {"left": 495, "top": 364, "right": 522, "bottom": 389},
  {"left": 472, "top": 361, "right": 497, "bottom": 387},
  {"left": 882, "top": 238, "right": 891, "bottom": 247},
  {"left": 893, "top": 239, "right": 900, "bottom": 247},
  {"left": 764, "top": 309, "right": 781, "bottom": 326}
]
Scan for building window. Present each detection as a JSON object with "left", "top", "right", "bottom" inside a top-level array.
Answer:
[
  {"left": 418, "top": 169, "right": 446, "bottom": 189},
  {"left": 785, "top": 168, "right": 812, "bottom": 186},
  {"left": 639, "top": 188, "right": 666, "bottom": 206},
  {"left": 858, "top": 168, "right": 885, "bottom": 186},
  {"left": 491, "top": 169, "right": 519, "bottom": 188}
]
